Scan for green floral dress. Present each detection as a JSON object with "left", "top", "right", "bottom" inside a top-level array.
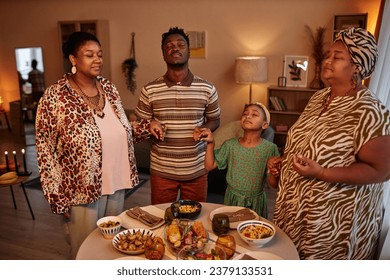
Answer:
[{"left": 214, "top": 137, "right": 279, "bottom": 218}]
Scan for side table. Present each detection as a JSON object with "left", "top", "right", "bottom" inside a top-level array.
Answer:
[{"left": 0, "top": 176, "right": 35, "bottom": 220}]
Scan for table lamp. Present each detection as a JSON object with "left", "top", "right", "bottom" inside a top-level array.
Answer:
[{"left": 235, "top": 56, "right": 268, "bottom": 103}]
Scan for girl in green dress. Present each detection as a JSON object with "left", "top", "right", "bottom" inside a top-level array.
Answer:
[{"left": 199, "top": 103, "right": 279, "bottom": 218}]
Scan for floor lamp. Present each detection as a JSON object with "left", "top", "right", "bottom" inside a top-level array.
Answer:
[{"left": 235, "top": 56, "right": 268, "bottom": 104}]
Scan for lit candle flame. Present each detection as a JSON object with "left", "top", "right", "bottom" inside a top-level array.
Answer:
[{"left": 22, "top": 149, "right": 25, "bottom": 154}]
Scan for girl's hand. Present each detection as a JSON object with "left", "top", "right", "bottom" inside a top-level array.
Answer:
[
  {"left": 150, "top": 120, "right": 166, "bottom": 140},
  {"left": 193, "top": 127, "right": 213, "bottom": 142},
  {"left": 292, "top": 154, "right": 324, "bottom": 179},
  {"left": 267, "top": 156, "right": 282, "bottom": 177}
]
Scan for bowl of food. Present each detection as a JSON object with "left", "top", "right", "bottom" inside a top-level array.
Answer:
[
  {"left": 163, "top": 219, "right": 208, "bottom": 255},
  {"left": 171, "top": 200, "right": 202, "bottom": 219},
  {"left": 112, "top": 228, "right": 155, "bottom": 255},
  {"left": 177, "top": 243, "right": 226, "bottom": 260},
  {"left": 237, "top": 220, "right": 275, "bottom": 248},
  {"left": 97, "top": 216, "right": 122, "bottom": 239}
]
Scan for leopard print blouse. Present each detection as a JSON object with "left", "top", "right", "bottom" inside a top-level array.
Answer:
[{"left": 35, "top": 75, "right": 151, "bottom": 215}]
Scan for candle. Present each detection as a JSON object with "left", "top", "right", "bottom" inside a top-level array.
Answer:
[
  {"left": 22, "top": 149, "right": 27, "bottom": 173},
  {"left": 5, "top": 151, "right": 9, "bottom": 172},
  {"left": 13, "top": 151, "right": 18, "bottom": 173}
]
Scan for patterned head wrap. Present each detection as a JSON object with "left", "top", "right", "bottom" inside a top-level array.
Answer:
[
  {"left": 255, "top": 102, "right": 271, "bottom": 124},
  {"left": 335, "top": 27, "right": 378, "bottom": 79}
]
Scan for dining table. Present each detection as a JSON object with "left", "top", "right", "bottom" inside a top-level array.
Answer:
[{"left": 76, "top": 202, "right": 299, "bottom": 260}]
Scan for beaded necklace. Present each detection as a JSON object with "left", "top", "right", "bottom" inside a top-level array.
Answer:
[{"left": 72, "top": 76, "right": 105, "bottom": 118}]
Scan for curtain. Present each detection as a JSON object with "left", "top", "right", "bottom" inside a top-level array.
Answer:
[{"left": 369, "top": 0, "right": 390, "bottom": 260}]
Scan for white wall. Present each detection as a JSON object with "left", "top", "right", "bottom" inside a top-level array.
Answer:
[{"left": 0, "top": 0, "right": 380, "bottom": 124}]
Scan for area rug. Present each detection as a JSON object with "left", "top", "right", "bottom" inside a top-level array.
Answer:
[{"left": 125, "top": 175, "right": 149, "bottom": 198}]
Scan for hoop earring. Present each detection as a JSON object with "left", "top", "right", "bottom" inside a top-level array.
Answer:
[{"left": 71, "top": 65, "right": 77, "bottom": 74}]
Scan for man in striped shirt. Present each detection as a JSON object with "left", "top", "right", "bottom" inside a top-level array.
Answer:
[{"left": 135, "top": 27, "right": 221, "bottom": 204}]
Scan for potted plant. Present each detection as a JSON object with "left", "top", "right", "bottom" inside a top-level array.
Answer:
[
  {"left": 122, "top": 32, "right": 137, "bottom": 94},
  {"left": 305, "top": 25, "right": 326, "bottom": 89}
]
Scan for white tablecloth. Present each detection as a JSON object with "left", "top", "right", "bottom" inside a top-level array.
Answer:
[{"left": 76, "top": 202, "right": 299, "bottom": 260}]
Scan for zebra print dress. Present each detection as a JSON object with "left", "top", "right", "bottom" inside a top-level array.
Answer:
[{"left": 273, "top": 87, "right": 390, "bottom": 259}]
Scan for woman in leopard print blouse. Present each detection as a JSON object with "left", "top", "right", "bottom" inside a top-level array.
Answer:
[{"left": 35, "top": 31, "right": 164, "bottom": 258}]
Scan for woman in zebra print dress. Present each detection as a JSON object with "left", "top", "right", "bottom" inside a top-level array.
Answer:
[{"left": 268, "top": 28, "right": 390, "bottom": 259}]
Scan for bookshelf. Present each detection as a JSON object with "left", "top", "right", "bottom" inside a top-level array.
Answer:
[{"left": 267, "top": 86, "right": 317, "bottom": 151}]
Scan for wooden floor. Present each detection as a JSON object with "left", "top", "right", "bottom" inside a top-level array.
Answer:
[
  {"left": 0, "top": 170, "right": 153, "bottom": 260},
  {"left": 0, "top": 122, "right": 277, "bottom": 260}
]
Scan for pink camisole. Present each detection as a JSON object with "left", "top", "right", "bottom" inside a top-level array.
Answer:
[{"left": 94, "top": 102, "right": 131, "bottom": 195}]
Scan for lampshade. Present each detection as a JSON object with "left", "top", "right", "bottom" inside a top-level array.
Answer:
[{"left": 235, "top": 56, "right": 268, "bottom": 84}]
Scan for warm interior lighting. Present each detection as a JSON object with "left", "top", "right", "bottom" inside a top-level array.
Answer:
[{"left": 235, "top": 56, "right": 268, "bottom": 103}]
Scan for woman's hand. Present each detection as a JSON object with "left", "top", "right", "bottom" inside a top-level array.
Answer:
[
  {"left": 292, "top": 154, "right": 324, "bottom": 179},
  {"left": 150, "top": 120, "right": 166, "bottom": 140}
]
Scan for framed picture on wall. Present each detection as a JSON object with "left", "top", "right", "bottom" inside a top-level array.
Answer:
[
  {"left": 188, "top": 31, "right": 206, "bottom": 58},
  {"left": 283, "top": 55, "right": 309, "bottom": 87},
  {"left": 333, "top": 13, "right": 368, "bottom": 40}
]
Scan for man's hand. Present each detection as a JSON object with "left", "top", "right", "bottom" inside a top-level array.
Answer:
[{"left": 193, "top": 127, "right": 212, "bottom": 142}]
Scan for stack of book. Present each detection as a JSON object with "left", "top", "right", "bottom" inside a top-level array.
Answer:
[{"left": 269, "top": 96, "right": 287, "bottom": 111}]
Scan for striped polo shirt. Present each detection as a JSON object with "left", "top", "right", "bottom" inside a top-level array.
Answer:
[{"left": 135, "top": 71, "right": 221, "bottom": 181}]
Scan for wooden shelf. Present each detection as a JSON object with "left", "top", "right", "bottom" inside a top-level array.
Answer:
[
  {"left": 274, "top": 131, "right": 288, "bottom": 135},
  {"left": 269, "top": 110, "right": 301, "bottom": 116},
  {"left": 268, "top": 86, "right": 317, "bottom": 150}
]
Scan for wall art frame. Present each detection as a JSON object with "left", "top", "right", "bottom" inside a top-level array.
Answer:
[
  {"left": 188, "top": 30, "right": 206, "bottom": 58},
  {"left": 333, "top": 13, "right": 368, "bottom": 40},
  {"left": 283, "top": 55, "right": 309, "bottom": 87}
]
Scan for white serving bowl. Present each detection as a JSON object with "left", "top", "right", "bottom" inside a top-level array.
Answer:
[
  {"left": 96, "top": 216, "right": 122, "bottom": 239},
  {"left": 237, "top": 220, "right": 275, "bottom": 248},
  {"left": 112, "top": 228, "right": 155, "bottom": 255}
]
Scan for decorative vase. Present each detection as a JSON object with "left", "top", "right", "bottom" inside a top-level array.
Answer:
[{"left": 309, "top": 63, "right": 324, "bottom": 89}]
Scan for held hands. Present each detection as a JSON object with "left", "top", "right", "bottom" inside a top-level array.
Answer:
[
  {"left": 292, "top": 154, "right": 324, "bottom": 179},
  {"left": 150, "top": 120, "right": 166, "bottom": 141},
  {"left": 267, "top": 156, "right": 283, "bottom": 178},
  {"left": 193, "top": 127, "right": 213, "bottom": 143}
]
